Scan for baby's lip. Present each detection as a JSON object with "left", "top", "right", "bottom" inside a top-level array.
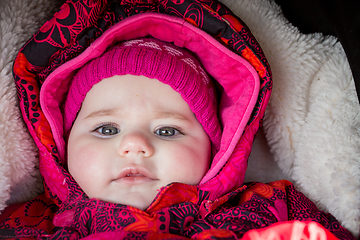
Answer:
[{"left": 114, "top": 166, "right": 157, "bottom": 183}]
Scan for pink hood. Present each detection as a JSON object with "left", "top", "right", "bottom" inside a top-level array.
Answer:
[{"left": 14, "top": 2, "right": 271, "bottom": 205}]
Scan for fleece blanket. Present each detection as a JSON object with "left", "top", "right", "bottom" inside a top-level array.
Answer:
[{"left": 0, "top": 0, "right": 359, "bottom": 237}]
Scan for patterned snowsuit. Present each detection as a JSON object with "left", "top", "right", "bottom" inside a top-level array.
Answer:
[{"left": 0, "top": 0, "right": 355, "bottom": 239}]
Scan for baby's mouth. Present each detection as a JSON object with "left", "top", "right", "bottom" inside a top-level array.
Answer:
[
  {"left": 125, "top": 173, "right": 148, "bottom": 177},
  {"left": 120, "top": 174, "right": 153, "bottom": 183},
  {"left": 114, "top": 167, "right": 157, "bottom": 184}
]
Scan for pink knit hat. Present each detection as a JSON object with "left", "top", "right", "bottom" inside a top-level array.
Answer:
[{"left": 64, "top": 37, "right": 221, "bottom": 151}]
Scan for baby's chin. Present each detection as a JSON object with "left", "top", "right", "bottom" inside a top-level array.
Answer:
[{"left": 95, "top": 190, "right": 159, "bottom": 211}]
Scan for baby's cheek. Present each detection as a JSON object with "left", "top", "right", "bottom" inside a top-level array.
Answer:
[
  {"left": 166, "top": 146, "right": 209, "bottom": 186},
  {"left": 68, "top": 144, "right": 102, "bottom": 184}
]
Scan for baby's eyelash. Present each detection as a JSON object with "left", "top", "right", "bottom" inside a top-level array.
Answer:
[
  {"left": 91, "top": 122, "right": 120, "bottom": 137},
  {"left": 154, "top": 126, "right": 184, "bottom": 139},
  {"left": 91, "top": 122, "right": 117, "bottom": 131}
]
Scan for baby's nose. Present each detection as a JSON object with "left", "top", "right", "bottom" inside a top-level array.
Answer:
[{"left": 118, "top": 132, "right": 154, "bottom": 157}]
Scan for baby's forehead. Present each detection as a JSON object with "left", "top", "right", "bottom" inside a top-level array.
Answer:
[
  {"left": 78, "top": 75, "right": 197, "bottom": 124},
  {"left": 84, "top": 74, "right": 187, "bottom": 104}
]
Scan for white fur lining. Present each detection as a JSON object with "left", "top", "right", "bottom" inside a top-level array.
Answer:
[
  {"left": 0, "top": 0, "right": 62, "bottom": 208},
  {"left": 222, "top": 0, "right": 360, "bottom": 236}
]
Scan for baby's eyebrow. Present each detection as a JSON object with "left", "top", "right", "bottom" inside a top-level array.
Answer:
[
  {"left": 84, "top": 109, "right": 191, "bottom": 122},
  {"left": 84, "top": 108, "right": 118, "bottom": 119},
  {"left": 153, "top": 111, "right": 190, "bottom": 122}
]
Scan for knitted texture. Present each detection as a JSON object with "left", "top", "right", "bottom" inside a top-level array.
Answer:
[{"left": 64, "top": 38, "right": 221, "bottom": 151}]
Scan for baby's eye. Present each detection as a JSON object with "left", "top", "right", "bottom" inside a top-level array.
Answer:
[
  {"left": 93, "top": 124, "right": 120, "bottom": 137},
  {"left": 155, "top": 127, "right": 183, "bottom": 138}
]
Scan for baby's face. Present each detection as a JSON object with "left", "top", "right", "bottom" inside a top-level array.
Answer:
[{"left": 67, "top": 75, "right": 211, "bottom": 210}]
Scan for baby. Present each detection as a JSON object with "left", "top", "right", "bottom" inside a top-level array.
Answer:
[
  {"left": 52, "top": 38, "right": 352, "bottom": 239},
  {"left": 64, "top": 38, "right": 219, "bottom": 210},
  {"left": 0, "top": 3, "right": 356, "bottom": 237}
]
